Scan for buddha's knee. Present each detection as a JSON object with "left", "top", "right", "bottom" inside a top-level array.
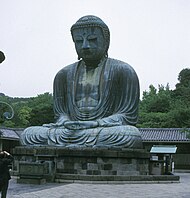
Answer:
[
  {"left": 96, "top": 125, "right": 142, "bottom": 148},
  {"left": 99, "top": 125, "right": 141, "bottom": 136},
  {"left": 20, "top": 126, "right": 49, "bottom": 145}
]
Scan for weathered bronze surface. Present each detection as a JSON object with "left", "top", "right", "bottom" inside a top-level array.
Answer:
[{"left": 21, "top": 15, "right": 142, "bottom": 148}]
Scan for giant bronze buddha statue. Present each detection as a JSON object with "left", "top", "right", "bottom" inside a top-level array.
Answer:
[{"left": 21, "top": 15, "right": 143, "bottom": 148}]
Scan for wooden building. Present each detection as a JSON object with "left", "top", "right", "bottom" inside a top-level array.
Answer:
[
  {"left": 140, "top": 128, "right": 190, "bottom": 169},
  {"left": 0, "top": 128, "right": 21, "bottom": 152}
]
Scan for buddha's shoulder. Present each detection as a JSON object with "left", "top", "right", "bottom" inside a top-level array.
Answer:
[
  {"left": 107, "top": 58, "right": 135, "bottom": 72},
  {"left": 56, "top": 61, "right": 79, "bottom": 75}
]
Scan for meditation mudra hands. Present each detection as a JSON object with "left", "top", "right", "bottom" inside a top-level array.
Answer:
[
  {"left": 43, "top": 120, "right": 98, "bottom": 130},
  {"left": 65, "top": 121, "right": 98, "bottom": 130}
]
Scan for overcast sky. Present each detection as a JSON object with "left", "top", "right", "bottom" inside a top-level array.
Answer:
[{"left": 1, "top": 0, "right": 190, "bottom": 98}]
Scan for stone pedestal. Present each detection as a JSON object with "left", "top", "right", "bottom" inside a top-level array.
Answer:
[
  {"left": 13, "top": 147, "right": 149, "bottom": 181},
  {"left": 12, "top": 146, "right": 179, "bottom": 183},
  {"left": 57, "top": 148, "right": 149, "bottom": 175}
]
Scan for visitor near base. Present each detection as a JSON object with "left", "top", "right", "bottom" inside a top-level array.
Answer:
[{"left": 0, "top": 151, "right": 13, "bottom": 198}]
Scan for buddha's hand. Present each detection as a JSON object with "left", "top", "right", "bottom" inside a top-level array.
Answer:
[
  {"left": 42, "top": 120, "right": 65, "bottom": 127},
  {"left": 43, "top": 116, "right": 68, "bottom": 127},
  {"left": 64, "top": 121, "right": 98, "bottom": 130},
  {"left": 43, "top": 123, "right": 63, "bottom": 127}
]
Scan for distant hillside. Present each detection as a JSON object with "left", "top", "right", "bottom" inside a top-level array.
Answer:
[{"left": 0, "top": 93, "right": 31, "bottom": 102}]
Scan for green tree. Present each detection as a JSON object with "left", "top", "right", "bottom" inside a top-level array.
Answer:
[
  {"left": 140, "top": 84, "right": 172, "bottom": 113},
  {"left": 138, "top": 84, "right": 172, "bottom": 128},
  {"left": 173, "top": 68, "right": 190, "bottom": 103},
  {"left": 0, "top": 92, "right": 54, "bottom": 128},
  {"left": 137, "top": 112, "right": 169, "bottom": 128},
  {"left": 2, "top": 120, "right": 15, "bottom": 128},
  {"left": 169, "top": 68, "right": 190, "bottom": 128},
  {"left": 28, "top": 92, "right": 54, "bottom": 126},
  {"left": 17, "top": 106, "right": 32, "bottom": 127}
]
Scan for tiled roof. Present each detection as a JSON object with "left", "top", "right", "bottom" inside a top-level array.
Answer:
[
  {"left": 0, "top": 128, "right": 20, "bottom": 140},
  {"left": 139, "top": 128, "right": 190, "bottom": 142}
]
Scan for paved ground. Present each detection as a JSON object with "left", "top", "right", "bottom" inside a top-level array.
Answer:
[{"left": 6, "top": 173, "right": 190, "bottom": 198}]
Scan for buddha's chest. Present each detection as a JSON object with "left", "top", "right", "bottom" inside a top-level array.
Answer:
[{"left": 75, "top": 65, "right": 102, "bottom": 109}]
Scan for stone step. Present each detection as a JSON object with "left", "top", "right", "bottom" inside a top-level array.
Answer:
[{"left": 55, "top": 173, "right": 180, "bottom": 184}]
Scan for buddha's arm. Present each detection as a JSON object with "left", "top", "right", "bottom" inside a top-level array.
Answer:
[
  {"left": 46, "top": 67, "right": 71, "bottom": 128},
  {"left": 97, "top": 114, "right": 123, "bottom": 127},
  {"left": 64, "top": 120, "right": 98, "bottom": 130},
  {"left": 43, "top": 114, "right": 70, "bottom": 127}
]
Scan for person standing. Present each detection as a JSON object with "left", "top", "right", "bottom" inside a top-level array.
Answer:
[{"left": 0, "top": 151, "right": 13, "bottom": 198}]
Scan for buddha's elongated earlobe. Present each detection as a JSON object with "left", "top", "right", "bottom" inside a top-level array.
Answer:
[{"left": 78, "top": 56, "right": 81, "bottom": 60}]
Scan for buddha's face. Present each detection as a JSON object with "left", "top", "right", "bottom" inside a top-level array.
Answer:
[{"left": 72, "top": 26, "right": 106, "bottom": 64}]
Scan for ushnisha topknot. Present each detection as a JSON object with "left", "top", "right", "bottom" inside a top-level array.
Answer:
[{"left": 71, "top": 15, "right": 110, "bottom": 56}]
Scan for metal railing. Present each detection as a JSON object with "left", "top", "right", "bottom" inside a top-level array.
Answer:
[{"left": 0, "top": 101, "right": 14, "bottom": 120}]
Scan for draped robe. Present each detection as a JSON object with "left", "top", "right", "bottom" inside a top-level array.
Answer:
[{"left": 21, "top": 58, "right": 143, "bottom": 148}]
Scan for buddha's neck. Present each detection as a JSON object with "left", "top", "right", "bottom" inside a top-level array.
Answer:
[
  {"left": 84, "top": 60, "right": 100, "bottom": 69},
  {"left": 83, "top": 57, "right": 106, "bottom": 70}
]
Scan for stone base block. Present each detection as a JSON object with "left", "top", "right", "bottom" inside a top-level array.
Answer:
[
  {"left": 17, "top": 177, "right": 46, "bottom": 185},
  {"left": 55, "top": 174, "right": 180, "bottom": 184}
]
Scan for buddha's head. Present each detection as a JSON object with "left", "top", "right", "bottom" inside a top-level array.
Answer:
[{"left": 71, "top": 15, "right": 110, "bottom": 64}]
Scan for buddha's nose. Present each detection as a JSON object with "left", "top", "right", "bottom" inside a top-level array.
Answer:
[{"left": 82, "top": 39, "right": 90, "bottom": 49}]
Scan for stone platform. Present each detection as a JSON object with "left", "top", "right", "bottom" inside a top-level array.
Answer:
[{"left": 12, "top": 146, "right": 179, "bottom": 184}]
